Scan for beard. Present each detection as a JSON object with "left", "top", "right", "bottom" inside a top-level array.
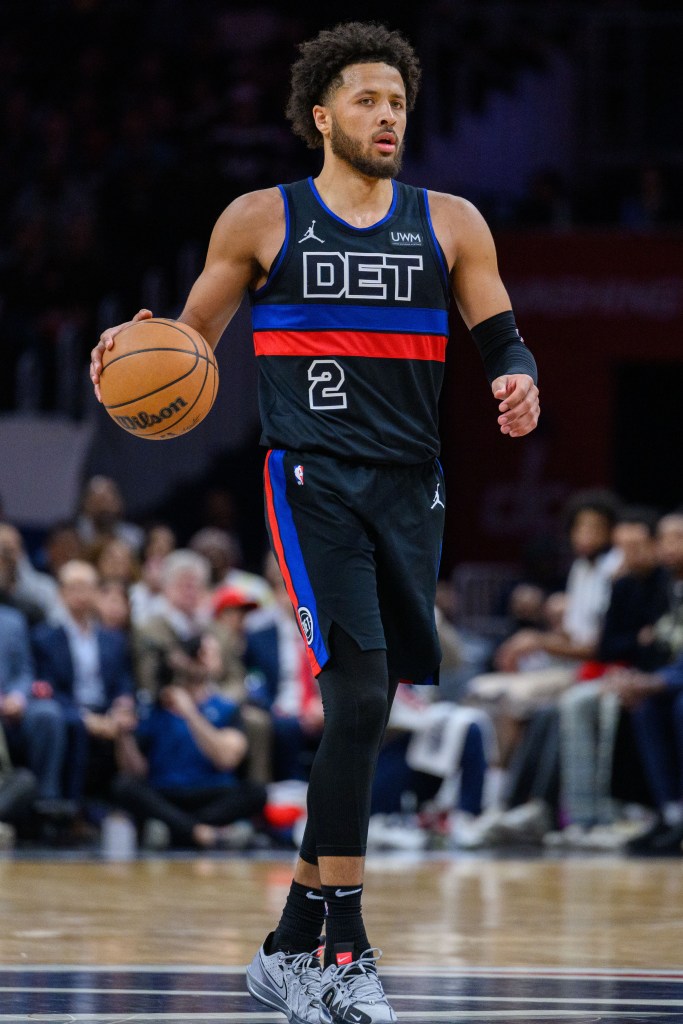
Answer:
[{"left": 329, "top": 117, "right": 403, "bottom": 179}]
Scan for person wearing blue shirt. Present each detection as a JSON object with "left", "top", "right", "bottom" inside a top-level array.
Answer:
[{"left": 112, "top": 632, "right": 266, "bottom": 848}]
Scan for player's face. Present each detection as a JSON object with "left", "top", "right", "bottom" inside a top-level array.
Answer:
[{"left": 320, "top": 62, "right": 407, "bottom": 179}]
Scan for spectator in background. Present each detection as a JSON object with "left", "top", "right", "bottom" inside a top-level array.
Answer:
[
  {"left": 604, "top": 652, "right": 683, "bottom": 855},
  {"left": 603, "top": 510, "right": 683, "bottom": 855},
  {"left": 111, "top": 631, "right": 267, "bottom": 850},
  {"left": 131, "top": 548, "right": 212, "bottom": 698},
  {"left": 210, "top": 583, "right": 277, "bottom": 786},
  {"left": 0, "top": 522, "right": 61, "bottom": 625},
  {"left": 547, "top": 505, "right": 669, "bottom": 848},
  {"left": 128, "top": 522, "right": 177, "bottom": 627},
  {"left": 96, "top": 578, "right": 132, "bottom": 633},
  {"left": 1, "top": 599, "right": 65, "bottom": 804},
  {"left": 467, "top": 489, "right": 622, "bottom": 752},
  {"left": 635, "top": 511, "right": 683, "bottom": 671},
  {"left": 38, "top": 521, "right": 86, "bottom": 579},
  {"left": 189, "top": 526, "right": 274, "bottom": 608},
  {"left": 0, "top": 724, "right": 38, "bottom": 849},
  {"left": 76, "top": 475, "right": 144, "bottom": 556},
  {"left": 494, "top": 489, "right": 622, "bottom": 676},
  {"left": 30, "top": 559, "right": 136, "bottom": 812},
  {"left": 252, "top": 551, "right": 324, "bottom": 784},
  {"left": 91, "top": 536, "right": 141, "bottom": 589}
]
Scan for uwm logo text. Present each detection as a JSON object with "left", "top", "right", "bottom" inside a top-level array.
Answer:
[
  {"left": 303, "top": 251, "right": 423, "bottom": 301},
  {"left": 114, "top": 395, "right": 187, "bottom": 431}
]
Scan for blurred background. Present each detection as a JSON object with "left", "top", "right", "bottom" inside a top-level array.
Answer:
[{"left": 0, "top": 0, "right": 681, "bottom": 585}]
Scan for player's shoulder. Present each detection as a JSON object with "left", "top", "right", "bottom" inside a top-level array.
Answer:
[
  {"left": 426, "top": 189, "right": 496, "bottom": 264},
  {"left": 426, "top": 189, "right": 489, "bottom": 227},
  {"left": 217, "top": 187, "right": 285, "bottom": 232}
]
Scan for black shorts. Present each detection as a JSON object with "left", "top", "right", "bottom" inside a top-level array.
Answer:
[{"left": 264, "top": 449, "right": 445, "bottom": 684}]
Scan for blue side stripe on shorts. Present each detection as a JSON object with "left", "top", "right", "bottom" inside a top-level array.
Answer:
[{"left": 267, "top": 449, "right": 329, "bottom": 672}]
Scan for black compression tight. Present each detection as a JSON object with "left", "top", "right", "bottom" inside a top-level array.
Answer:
[{"left": 299, "top": 625, "right": 399, "bottom": 863}]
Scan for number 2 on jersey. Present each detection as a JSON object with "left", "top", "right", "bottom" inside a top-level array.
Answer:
[{"left": 308, "top": 359, "right": 347, "bottom": 410}]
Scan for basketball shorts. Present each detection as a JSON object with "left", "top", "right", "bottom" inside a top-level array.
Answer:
[{"left": 264, "top": 449, "right": 446, "bottom": 685}]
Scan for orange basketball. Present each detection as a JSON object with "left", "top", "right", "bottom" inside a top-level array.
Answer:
[{"left": 99, "top": 318, "right": 219, "bottom": 440}]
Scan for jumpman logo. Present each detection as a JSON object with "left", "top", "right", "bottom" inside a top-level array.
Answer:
[
  {"left": 298, "top": 220, "right": 324, "bottom": 244},
  {"left": 431, "top": 483, "right": 445, "bottom": 510}
]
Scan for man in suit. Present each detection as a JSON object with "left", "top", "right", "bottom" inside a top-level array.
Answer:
[
  {"left": 31, "top": 559, "right": 136, "bottom": 804},
  {"left": 0, "top": 598, "right": 65, "bottom": 802}
]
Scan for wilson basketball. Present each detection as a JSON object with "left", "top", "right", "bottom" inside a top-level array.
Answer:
[{"left": 99, "top": 318, "right": 219, "bottom": 440}]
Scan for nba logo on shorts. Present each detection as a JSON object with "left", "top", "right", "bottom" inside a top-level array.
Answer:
[
  {"left": 294, "top": 464, "right": 304, "bottom": 486},
  {"left": 298, "top": 606, "right": 314, "bottom": 645}
]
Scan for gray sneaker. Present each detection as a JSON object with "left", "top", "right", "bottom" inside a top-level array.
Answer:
[
  {"left": 246, "top": 932, "right": 322, "bottom": 1024},
  {"left": 320, "top": 948, "right": 397, "bottom": 1023}
]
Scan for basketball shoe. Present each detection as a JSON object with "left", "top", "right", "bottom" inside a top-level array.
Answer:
[
  {"left": 320, "top": 947, "right": 397, "bottom": 1023},
  {"left": 246, "top": 932, "right": 322, "bottom": 1024}
]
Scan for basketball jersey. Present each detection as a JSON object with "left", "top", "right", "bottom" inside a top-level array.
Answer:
[{"left": 250, "top": 177, "right": 451, "bottom": 464}]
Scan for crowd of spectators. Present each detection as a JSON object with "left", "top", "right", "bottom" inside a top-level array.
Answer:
[{"left": 2, "top": 472, "right": 683, "bottom": 859}]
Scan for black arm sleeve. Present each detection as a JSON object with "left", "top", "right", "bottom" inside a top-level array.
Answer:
[{"left": 470, "top": 310, "right": 538, "bottom": 385}]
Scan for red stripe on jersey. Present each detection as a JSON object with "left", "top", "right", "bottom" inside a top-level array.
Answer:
[
  {"left": 254, "top": 330, "right": 447, "bottom": 362},
  {"left": 263, "top": 451, "right": 323, "bottom": 676}
]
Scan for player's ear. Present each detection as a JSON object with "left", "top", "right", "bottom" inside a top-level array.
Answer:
[{"left": 312, "top": 105, "right": 330, "bottom": 140}]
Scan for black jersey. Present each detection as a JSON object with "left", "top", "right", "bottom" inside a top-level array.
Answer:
[{"left": 250, "top": 177, "right": 451, "bottom": 464}]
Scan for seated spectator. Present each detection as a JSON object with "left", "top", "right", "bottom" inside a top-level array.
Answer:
[
  {"left": 0, "top": 724, "right": 38, "bottom": 848},
  {"left": 249, "top": 551, "right": 324, "bottom": 783},
  {"left": 91, "top": 536, "right": 141, "bottom": 589},
  {"left": 96, "top": 578, "right": 132, "bottom": 633},
  {"left": 550, "top": 506, "right": 669, "bottom": 847},
  {"left": 370, "top": 677, "right": 496, "bottom": 850},
  {"left": 76, "top": 474, "right": 144, "bottom": 556},
  {"left": 37, "top": 520, "right": 86, "bottom": 578},
  {"left": 0, "top": 595, "right": 66, "bottom": 805},
  {"left": 601, "top": 510, "right": 683, "bottom": 855},
  {"left": 0, "top": 522, "right": 61, "bottom": 625},
  {"left": 458, "top": 504, "right": 669, "bottom": 850},
  {"left": 210, "top": 583, "right": 278, "bottom": 785},
  {"left": 466, "top": 489, "right": 622, "bottom": 765},
  {"left": 111, "top": 634, "right": 267, "bottom": 850},
  {"left": 30, "top": 559, "right": 136, "bottom": 811},
  {"left": 603, "top": 655, "right": 683, "bottom": 856},
  {"left": 128, "top": 522, "right": 177, "bottom": 627},
  {"left": 493, "top": 489, "right": 622, "bottom": 676},
  {"left": 189, "top": 526, "right": 274, "bottom": 607},
  {"left": 131, "top": 549, "right": 212, "bottom": 698}
]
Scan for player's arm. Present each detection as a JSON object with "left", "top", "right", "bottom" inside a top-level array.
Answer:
[
  {"left": 430, "top": 192, "right": 540, "bottom": 438},
  {"left": 89, "top": 188, "right": 283, "bottom": 402}
]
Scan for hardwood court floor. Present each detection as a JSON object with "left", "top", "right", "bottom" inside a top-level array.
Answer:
[
  {"left": 1, "top": 849, "right": 681, "bottom": 968},
  {"left": 0, "top": 848, "right": 682, "bottom": 1022}
]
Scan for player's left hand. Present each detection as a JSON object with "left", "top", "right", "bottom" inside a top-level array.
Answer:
[{"left": 491, "top": 373, "right": 540, "bottom": 437}]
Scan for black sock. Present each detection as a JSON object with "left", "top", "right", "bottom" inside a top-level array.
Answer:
[
  {"left": 321, "top": 884, "right": 370, "bottom": 968},
  {"left": 272, "top": 880, "right": 325, "bottom": 954}
]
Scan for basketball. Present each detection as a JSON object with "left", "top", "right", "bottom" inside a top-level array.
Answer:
[{"left": 99, "top": 318, "right": 219, "bottom": 440}]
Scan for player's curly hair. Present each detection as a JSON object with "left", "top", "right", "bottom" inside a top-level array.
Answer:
[{"left": 286, "top": 21, "right": 422, "bottom": 150}]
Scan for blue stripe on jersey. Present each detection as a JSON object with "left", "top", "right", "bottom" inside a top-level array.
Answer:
[
  {"left": 267, "top": 450, "right": 329, "bottom": 671},
  {"left": 252, "top": 303, "right": 449, "bottom": 335}
]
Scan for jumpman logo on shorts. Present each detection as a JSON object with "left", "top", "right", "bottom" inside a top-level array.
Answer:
[
  {"left": 431, "top": 483, "right": 445, "bottom": 510},
  {"left": 298, "top": 220, "right": 324, "bottom": 243}
]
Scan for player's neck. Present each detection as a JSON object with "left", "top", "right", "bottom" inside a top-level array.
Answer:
[{"left": 313, "top": 163, "right": 394, "bottom": 229}]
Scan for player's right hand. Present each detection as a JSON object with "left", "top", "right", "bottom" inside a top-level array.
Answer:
[{"left": 89, "top": 308, "right": 154, "bottom": 403}]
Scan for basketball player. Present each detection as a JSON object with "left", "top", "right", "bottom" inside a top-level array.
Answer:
[{"left": 90, "top": 21, "right": 540, "bottom": 1024}]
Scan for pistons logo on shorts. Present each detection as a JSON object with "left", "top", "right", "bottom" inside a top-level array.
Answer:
[{"left": 297, "top": 606, "right": 314, "bottom": 645}]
